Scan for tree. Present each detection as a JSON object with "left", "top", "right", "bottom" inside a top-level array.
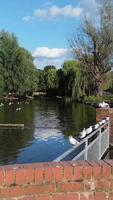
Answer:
[
  {"left": 44, "top": 66, "right": 57, "bottom": 90},
  {"left": 0, "top": 30, "right": 38, "bottom": 96},
  {"left": 70, "top": 0, "right": 113, "bottom": 96},
  {"left": 38, "top": 70, "right": 46, "bottom": 92},
  {"left": 62, "top": 60, "right": 88, "bottom": 99}
]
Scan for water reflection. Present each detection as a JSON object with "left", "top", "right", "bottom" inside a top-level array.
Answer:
[{"left": 0, "top": 99, "right": 96, "bottom": 165}]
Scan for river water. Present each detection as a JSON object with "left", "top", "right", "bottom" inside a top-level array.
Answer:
[{"left": 0, "top": 99, "right": 96, "bottom": 165}]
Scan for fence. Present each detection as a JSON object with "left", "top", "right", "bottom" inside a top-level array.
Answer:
[{"left": 54, "top": 121, "right": 110, "bottom": 162}]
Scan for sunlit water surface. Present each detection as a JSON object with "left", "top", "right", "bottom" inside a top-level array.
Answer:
[{"left": 0, "top": 99, "right": 96, "bottom": 165}]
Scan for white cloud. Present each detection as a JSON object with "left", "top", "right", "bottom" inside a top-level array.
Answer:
[
  {"left": 23, "top": 5, "right": 82, "bottom": 22},
  {"left": 34, "top": 5, "right": 82, "bottom": 19},
  {"left": 33, "top": 47, "right": 70, "bottom": 59},
  {"left": 22, "top": 16, "right": 34, "bottom": 22},
  {"left": 32, "top": 47, "right": 72, "bottom": 68}
]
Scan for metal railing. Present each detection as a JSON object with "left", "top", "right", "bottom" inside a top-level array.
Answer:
[{"left": 54, "top": 121, "right": 110, "bottom": 162}]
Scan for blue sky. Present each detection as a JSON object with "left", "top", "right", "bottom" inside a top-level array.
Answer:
[{"left": 0, "top": 0, "right": 98, "bottom": 68}]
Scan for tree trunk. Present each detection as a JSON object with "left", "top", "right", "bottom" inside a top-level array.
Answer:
[{"left": 95, "top": 79, "right": 103, "bottom": 96}]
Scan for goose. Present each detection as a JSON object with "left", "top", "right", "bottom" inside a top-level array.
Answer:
[
  {"left": 86, "top": 126, "right": 93, "bottom": 135},
  {"left": 98, "top": 101, "right": 109, "bottom": 108},
  {"left": 79, "top": 128, "right": 86, "bottom": 139},
  {"left": 69, "top": 136, "right": 80, "bottom": 145}
]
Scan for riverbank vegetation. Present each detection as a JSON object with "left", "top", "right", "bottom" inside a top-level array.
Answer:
[{"left": 0, "top": 0, "right": 113, "bottom": 104}]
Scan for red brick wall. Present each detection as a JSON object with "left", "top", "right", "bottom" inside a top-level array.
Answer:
[
  {"left": 0, "top": 160, "right": 113, "bottom": 200},
  {"left": 96, "top": 108, "right": 113, "bottom": 143}
]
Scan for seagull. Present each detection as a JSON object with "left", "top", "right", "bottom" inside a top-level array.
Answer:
[
  {"left": 79, "top": 128, "right": 86, "bottom": 139},
  {"left": 99, "top": 121, "right": 103, "bottom": 126},
  {"left": 86, "top": 126, "right": 93, "bottom": 135},
  {"left": 101, "top": 119, "right": 106, "bottom": 124},
  {"left": 98, "top": 101, "right": 109, "bottom": 108},
  {"left": 94, "top": 123, "right": 99, "bottom": 130},
  {"left": 69, "top": 136, "right": 80, "bottom": 145},
  {"left": 106, "top": 117, "right": 110, "bottom": 121}
]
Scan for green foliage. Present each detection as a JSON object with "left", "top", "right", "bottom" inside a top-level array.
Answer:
[
  {"left": 0, "top": 30, "right": 38, "bottom": 96},
  {"left": 44, "top": 66, "right": 58, "bottom": 90},
  {"left": 70, "top": 0, "right": 113, "bottom": 96},
  {"left": 84, "top": 96, "right": 104, "bottom": 104},
  {"left": 62, "top": 60, "right": 88, "bottom": 99}
]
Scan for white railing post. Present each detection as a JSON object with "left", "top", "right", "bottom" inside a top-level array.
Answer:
[
  {"left": 84, "top": 139, "right": 88, "bottom": 160},
  {"left": 108, "top": 121, "right": 110, "bottom": 147},
  {"left": 99, "top": 127, "right": 102, "bottom": 159}
]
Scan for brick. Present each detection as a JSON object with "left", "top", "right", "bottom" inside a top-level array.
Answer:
[
  {"left": 97, "top": 160, "right": 111, "bottom": 179},
  {"left": 78, "top": 161, "right": 92, "bottom": 179},
  {"left": 52, "top": 193, "right": 65, "bottom": 200},
  {"left": 88, "top": 161, "right": 102, "bottom": 179},
  {"left": 109, "top": 193, "right": 113, "bottom": 200},
  {"left": 38, "top": 194, "right": 51, "bottom": 200},
  {"left": 15, "top": 167, "right": 26, "bottom": 185},
  {"left": 96, "top": 180, "right": 110, "bottom": 191},
  {"left": 25, "top": 167, "right": 34, "bottom": 184},
  {"left": 94, "top": 192, "right": 106, "bottom": 200},
  {"left": 0, "top": 186, "right": 25, "bottom": 197},
  {"left": 80, "top": 193, "right": 94, "bottom": 200},
  {"left": 60, "top": 161, "right": 73, "bottom": 181},
  {"left": 25, "top": 183, "right": 56, "bottom": 195},
  {"left": 84, "top": 180, "right": 95, "bottom": 191},
  {"left": 0, "top": 167, "right": 4, "bottom": 185},
  {"left": 69, "top": 161, "right": 83, "bottom": 181},
  {"left": 5, "top": 169, "right": 15, "bottom": 186},
  {"left": 19, "top": 197, "right": 36, "bottom": 200},
  {"left": 43, "top": 163, "right": 53, "bottom": 182},
  {"left": 105, "top": 160, "right": 113, "bottom": 175},
  {"left": 57, "top": 182, "right": 83, "bottom": 192},
  {"left": 51, "top": 162, "right": 63, "bottom": 182},
  {"left": 35, "top": 164, "right": 44, "bottom": 184},
  {"left": 66, "top": 192, "right": 79, "bottom": 200}
]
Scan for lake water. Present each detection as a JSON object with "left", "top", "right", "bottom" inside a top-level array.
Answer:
[{"left": 0, "top": 99, "right": 96, "bottom": 165}]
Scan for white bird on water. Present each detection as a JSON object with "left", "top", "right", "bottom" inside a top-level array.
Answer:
[
  {"left": 69, "top": 136, "right": 80, "bottom": 145},
  {"left": 9, "top": 102, "right": 13, "bottom": 106},
  {"left": 98, "top": 101, "right": 109, "bottom": 108},
  {"left": 16, "top": 107, "right": 21, "bottom": 111},
  {"left": 79, "top": 128, "right": 86, "bottom": 139}
]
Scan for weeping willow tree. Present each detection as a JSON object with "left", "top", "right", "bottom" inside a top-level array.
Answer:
[
  {"left": 62, "top": 60, "right": 88, "bottom": 99},
  {"left": 70, "top": 0, "right": 113, "bottom": 96}
]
